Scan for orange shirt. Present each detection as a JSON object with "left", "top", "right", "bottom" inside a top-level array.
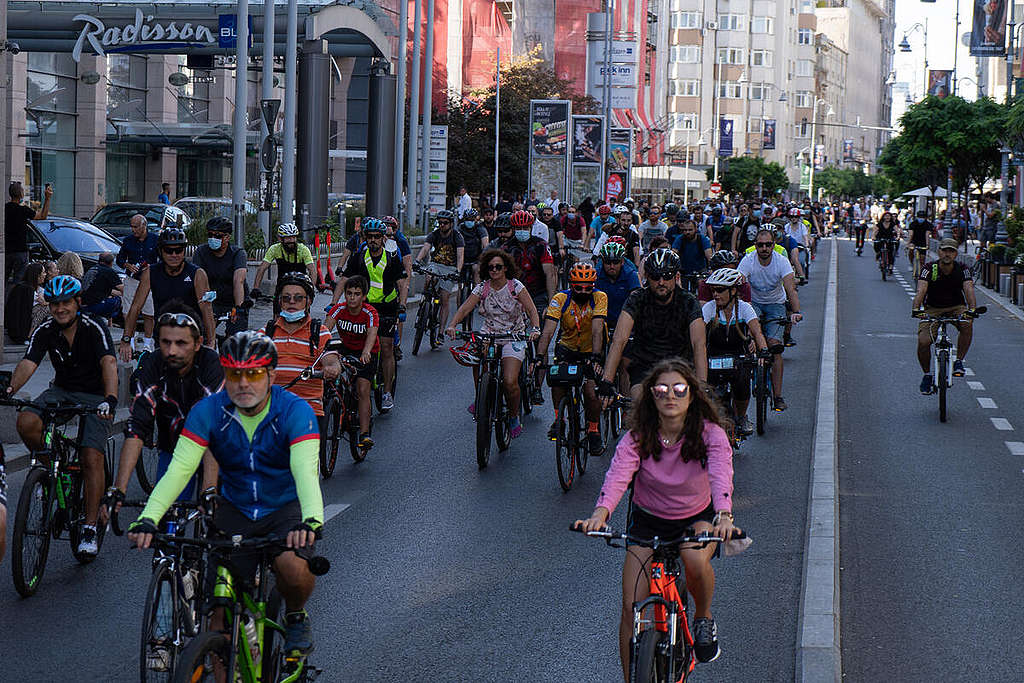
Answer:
[{"left": 262, "top": 316, "right": 334, "bottom": 416}]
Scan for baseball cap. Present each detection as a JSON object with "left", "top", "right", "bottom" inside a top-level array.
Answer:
[{"left": 939, "top": 238, "right": 959, "bottom": 251}]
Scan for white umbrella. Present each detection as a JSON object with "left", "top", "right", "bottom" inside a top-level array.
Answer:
[{"left": 901, "top": 186, "right": 960, "bottom": 199}]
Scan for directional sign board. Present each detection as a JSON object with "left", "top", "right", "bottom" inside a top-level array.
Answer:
[
  {"left": 414, "top": 126, "right": 449, "bottom": 215},
  {"left": 260, "top": 98, "right": 281, "bottom": 131}
]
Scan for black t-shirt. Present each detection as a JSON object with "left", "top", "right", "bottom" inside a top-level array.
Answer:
[
  {"left": 25, "top": 313, "right": 115, "bottom": 395},
  {"left": 80, "top": 264, "right": 122, "bottom": 305},
  {"left": 5, "top": 201, "right": 35, "bottom": 252},
  {"left": 150, "top": 262, "right": 201, "bottom": 314},
  {"left": 922, "top": 261, "right": 970, "bottom": 308},
  {"left": 908, "top": 220, "right": 933, "bottom": 247},
  {"left": 621, "top": 286, "right": 702, "bottom": 366},
  {"left": 192, "top": 245, "right": 248, "bottom": 306},
  {"left": 424, "top": 228, "right": 465, "bottom": 267}
]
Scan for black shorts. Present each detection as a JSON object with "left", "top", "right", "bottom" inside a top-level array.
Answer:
[
  {"left": 553, "top": 345, "right": 593, "bottom": 363},
  {"left": 212, "top": 499, "right": 303, "bottom": 579},
  {"left": 357, "top": 353, "right": 379, "bottom": 381},
  {"left": 708, "top": 366, "right": 751, "bottom": 402},
  {"left": 627, "top": 360, "right": 654, "bottom": 388},
  {"left": 626, "top": 501, "right": 716, "bottom": 542}
]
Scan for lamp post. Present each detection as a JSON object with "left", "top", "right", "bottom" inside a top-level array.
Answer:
[
  {"left": 899, "top": 20, "right": 928, "bottom": 100},
  {"left": 683, "top": 127, "right": 712, "bottom": 207},
  {"left": 957, "top": 76, "right": 982, "bottom": 100},
  {"left": 807, "top": 97, "right": 834, "bottom": 202}
]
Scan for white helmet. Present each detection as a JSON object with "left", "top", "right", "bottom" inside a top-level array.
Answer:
[
  {"left": 614, "top": 205, "right": 631, "bottom": 215},
  {"left": 277, "top": 222, "right": 299, "bottom": 237},
  {"left": 706, "top": 268, "right": 743, "bottom": 288}
]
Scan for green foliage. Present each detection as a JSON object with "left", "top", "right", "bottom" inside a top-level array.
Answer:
[
  {"left": 814, "top": 167, "right": 878, "bottom": 199},
  {"left": 705, "top": 156, "right": 788, "bottom": 197}
]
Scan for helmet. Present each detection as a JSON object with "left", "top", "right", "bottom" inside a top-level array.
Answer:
[
  {"left": 644, "top": 248, "right": 680, "bottom": 279},
  {"left": 43, "top": 274, "right": 82, "bottom": 303},
  {"left": 712, "top": 206, "right": 723, "bottom": 215},
  {"left": 788, "top": 208, "right": 801, "bottom": 217},
  {"left": 568, "top": 262, "right": 598, "bottom": 284},
  {"left": 463, "top": 208, "right": 479, "bottom": 221},
  {"left": 220, "top": 331, "right": 278, "bottom": 370},
  {"left": 435, "top": 209, "right": 456, "bottom": 223},
  {"left": 600, "top": 241, "right": 626, "bottom": 260},
  {"left": 614, "top": 205, "right": 631, "bottom": 215},
  {"left": 709, "top": 250, "right": 738, "bottom": 270},
  {"left": 449, "top": 340, "right": 481, "bottom": 367},
  {"left": 495, "top": 212, "right": 513, "bottom": 230},
  {"left": 362, "top": 217, "right": 385, "bottom": 235},
  {"left": 706, "top": 268, "right": 743, "bottom": 288},
  {"left": 607, "top": 235, "right": 628, "bottom": 247},
  {"left": 624, "top": 196, "right": 635, "bottom": 205},
  {"left": 510, "top": 210, "right": 535, "bottom": 228},
  {"left": 206, "top": 216, "right": 232, "bottom": 234},
  {"left": 381, "top": 215, "right": 399, "bottom": 229},
  {"left": 598, "top": 204, "right": 612, "bottom": 216},
  {"left": 275, "top": 272, "right": 316, "bottom": 301},
  {"left": 536, "top": 202, "right": 548, "bottom": 210},
  {"left": 663, "top": 202, "right": 680, "bottom": 217},
  {"left": 277, "top": 222, "right": 299, "bottom": 237},
  {"left": 157, "top": 227, "right": 188, "bottom": 249}
]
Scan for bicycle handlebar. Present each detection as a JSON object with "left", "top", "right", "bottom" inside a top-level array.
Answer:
[
  {"left": 0, "top": 396, "right": 102, "bottom": 416},
  {"left": 914, "top": 305, "right": 986, "bottom": 322},
  {"left": 413, "top": 262, "right": 461, "bottom": 282},
  {"left": 453, "top": 330, "right": 531, "bottom": 344},
  {"left": 142, "top": 532, "right": 331, "bottom": 576},
  {"left": 110, "top": 499, "right": 201, "bottom": 536},
  {"left": 568, "top": 524, "right": 746, "bottom": 547}
]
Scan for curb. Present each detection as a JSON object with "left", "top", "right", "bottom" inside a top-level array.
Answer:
[
  {"left": 796, "top": 236, "right": 841, "bottom": 682},
  {"left": 4, "top": 411, "right": 131, "bottom": 474}
]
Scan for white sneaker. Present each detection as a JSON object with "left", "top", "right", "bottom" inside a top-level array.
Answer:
[
  {"left": 77, "top": 525, "right": 99, "bottom": 556},
  {"left": 381, "top": 393, "right": 394, "bottom": 411}
]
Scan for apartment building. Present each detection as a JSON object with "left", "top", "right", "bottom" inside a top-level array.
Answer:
[{"left": 815, "top": 33, "right": 848, "bottom": 167}]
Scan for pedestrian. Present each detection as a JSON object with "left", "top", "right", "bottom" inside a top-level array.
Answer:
[
  {"left": 5, "top": 181, "right": 51, "bottom": 283},
  {"left": 116, "top": 213, "right": 159, "bottom": 343},
  {"left": 157, "top": 182, "right": 171, "bottom": 205},
  {"left": 456, "top": 186, "right": 473, "bottom": 220},
  {"left": 4, "top": 262, "right": 44, "bottom": 343},
  {"left": 56, "top": 251, "right": 84, "bottom": 279},
  {"left": 579, "top": 196, "right": 595, "bottom": 228},
  {"left": 80, "top": 252, "right": 123, "bottom": 321},
  {"left": 191, "top": 216, "right": 250, "bottom": 335}
]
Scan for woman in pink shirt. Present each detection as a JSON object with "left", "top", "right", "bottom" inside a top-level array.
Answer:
[{"left": 575, "top": 359, "right": 739, "bottom": 677}]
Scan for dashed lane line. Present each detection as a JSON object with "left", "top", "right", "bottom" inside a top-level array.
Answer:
[
  {"left": 964, "top": 368, "right": 975, "bottom": 377},
  {"left": 1006, "top": 442, "right": 1024, "bottom": 456},
  {"left": 966, "top": 381, "right": 985, "bottom": 391},
  {"left": 977, "top": 397, "right": 998, "bottom": 409},
  {"left": 324, "top": 503, "right": 351, "bottom": 521},
  {"left": 991, "top": 418, "right": 1014, "bottom": 431}
]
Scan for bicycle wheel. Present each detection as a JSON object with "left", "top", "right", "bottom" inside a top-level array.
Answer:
[
  {"left": 937, "top": 351, "right": 948, "bottom": 423},
  {"left": 140, "top": 561, "right": 181, "bottom": 682},
  {"left": 320, "top": 398, "right": 341, "bottom": 478},
  {"left": 135, "top": 446, "right": 161, "bottom": 494},
  {"left": 518, "top": 359, "right": 534, "bottom": 417},
  {"left": 575, "top": 395, "right": 588, "bottom": 476},
  {"left": 345, "top": 400, "right": 365, "bottom": 463},
  {"left": 170, "top": 631, "right": 231, "bottom": 683},
  {"left": 630, "top": 628, "right": 663, "bottom": 683},
  {"left": 12, "top": 467, "right": 53, "bottom": 597},
  {"left": 880, "top": 250, "right": 887, "bottom": 281},
  {"left": 495, "top": 385, "right": 511, "bottom": 452},
  {"left": 475, "top": 374, "right": 493, "bottom": 469},
  {"left": 755, "top": 365, "right": 768, "bottom": 436},
  {"left": 600, "top": 407, "right": 613, "bottom": 452},
  {"left": 555, "top": 395, "right": 576, "bottom": 491},
  {"left": 69, "top": 466, "right": 107, "bottom": 564},
  {"left": 261, "top": 589, "right": 288, "bottom": 682},
  {"left": 412, "top": 303, "right": 429, "bottom": 356},
  {"left": 429, "top": 303, "right": 442, "bottom": 350}
]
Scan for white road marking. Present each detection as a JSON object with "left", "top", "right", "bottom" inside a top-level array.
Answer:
[
  {"left": 966, "top": 381, "right": 985, "bottom": 391},
  {"left": 1005, "top": 442, "right": 1024, "bottom": 456},
  {"left": 324, "top": 503, "right": 351, "bottom": 521},
  {"left": 991, "top": 418, "right": 1014, "bottom": 431},
  {"left": 964, "top": 368, "right": 975, "bottom": 376},
  {"left": 977, "top": 397, "right": 997, "bottom": 409}
]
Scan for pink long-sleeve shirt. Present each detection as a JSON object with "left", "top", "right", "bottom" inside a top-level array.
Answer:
[{"left": 596, "top": 421, "right": 734, "bottom": 519}]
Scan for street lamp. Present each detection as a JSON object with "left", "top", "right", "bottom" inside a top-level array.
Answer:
[
  {"left": 900, "top": 20, "right": 929, "bottom": 100},
  {"left": 807, "top": 97, "right": 835, "bottom": 201},
  {"left": 683, "top": 127, "right": 712, "bottom": 207},
  {"left": 957, "top": 76, "right": 982, "bottom": 99}
]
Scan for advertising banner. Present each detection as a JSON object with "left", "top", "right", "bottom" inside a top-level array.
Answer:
[
  {"left": 814, "top": 144, "right": 825, "bottom": 171},
  {"left": 572, "top": 116, "right": 605, "bottom": 164},
  {"left": 718, "top": 118, "right": 733, "bottom": 158},
  {"left": 572, "top": 166, "right": 604, "bottom": 206},
  {"left": 762, "top": 119, "right": 776, "bottom": 151},
  {"left": 606, "top": 128, "right": 632, "bottom": 201},
  {"left": 927, "top": 70, "right": 953, "bottom": 97},
  {"left": 529, "top": 100, "right": 571, "bottom": 201},
  {"left": 970, "top": 0, "right": 1007, "bottom": 56},
  {"left": 799, "top": 164, "right": 810, "bottom": 191},
  {"left": 606, "top": 172, "right": 627, "bottom": 203},
  {"left": 842, "top": 139, "right": 854, "bottom": 162}
]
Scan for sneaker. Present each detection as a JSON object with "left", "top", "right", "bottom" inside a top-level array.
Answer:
[
  {"left": 920, "top": 374, "right": 935, "bottom": 395},
  {"left": 509, "top": 417, "right": 523, "bottom": 439},
  {"left": 284, "top": 611, "right": 314, "bottom": 655},
  {"left": 547, "top": 421, "right": 559, "bottom": 441},
  {"left": 467, "top": 403, "right": 476, "bottom": 416},
  {"left": 380, "top": 393, "right": 394, "bottom": 411},
  {"left": 358, "top": 433, "right": 374, "bottom": 449},
  {"left": 736, "top": 416, "right": 754, "bottom": 436},
  {"left": 772, "top": 396, "right": 787, "bottom": 412},
  {"left": 77, "top": 525, "right": 99, "bottom": 557},
  {"left": 692, "top": 617, "right": 720, "bottom": 663},
  {"left": 784, "top": 336, "right": 797, "bottom": 348},
  {"left": 587, "top": 432, "right": 604, "bottom": 456},
  {"left": 952, "top": 359, "right": 965, "bottom": 377}
]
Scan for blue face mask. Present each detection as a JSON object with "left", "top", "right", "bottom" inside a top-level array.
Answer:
[
  {"left": 280, "top": 309, "right": 306, "bottom": 323},
  {"left": 515, "top": 230, "right": 530, "bottom": 242},
  {"left": 567, "top": 213, "right": 576, "bottom": 220},
  {"left": 207, "top": 237, "right": 222, "bottom": 250}
]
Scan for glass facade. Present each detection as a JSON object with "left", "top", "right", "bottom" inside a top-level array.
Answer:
[
  {"left": 107, "top": 54, "right": 148, "bottom": 121},
  {"left": 105, "top": 142, "right": 149, "bottom": 203},
  {"left": 25, "top": 52, "right": 77, "bottom": 214}
]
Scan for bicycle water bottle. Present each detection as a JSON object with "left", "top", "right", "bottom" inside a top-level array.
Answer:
[{"left": 242, "top": 611, "right": 261, "bottom": 665}]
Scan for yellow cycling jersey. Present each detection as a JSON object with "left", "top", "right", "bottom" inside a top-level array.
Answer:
[
  {"left": 544, "top": 290, "right": 608, "bottom": 353},
  {"left": 744, "top": 243, "right": 788, "bottom": 257}
]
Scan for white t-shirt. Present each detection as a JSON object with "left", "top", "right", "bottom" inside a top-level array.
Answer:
[
  {"left": 701, "top": 299, "right": 758, "bottom": 325},
  {"left": 457, "top": 193, "right": 472, "bottom": 218},
  {"left": 737, "top": 251, "right": 793, "bottom": 305},
  {"left": 786, "top": 221, "right": 808, "bottom": 246}
]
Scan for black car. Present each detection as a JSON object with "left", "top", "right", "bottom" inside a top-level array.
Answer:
[
  {"left": 28, "top": 217, "right": 125, "bottom": 274},
  {"left": 90, "top": 202, "right": 191, "bottom": 241}
]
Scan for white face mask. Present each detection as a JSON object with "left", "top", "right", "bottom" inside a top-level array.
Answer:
[{"left": 385, "top": 239, "right": 398, "bottom": 253}]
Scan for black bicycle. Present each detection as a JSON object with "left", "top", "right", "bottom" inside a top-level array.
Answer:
[
  {"left": 546, "top": 360, "right": 596, "bottom": 491},
  {"left": 372, "top": 318, "right": 400, "bottom": 415},
  {"left": 750, "top": 332, "right": 787, "bottom": 436},
  {"left": 456, "top": 265, "right": 476, "bottom": 332},
  {"left": 707, "top": 352, "right": 763, "bottom": 448},
  {"left": 412, "top": 262, "right": 460, "bottom": 355},
  {"left": 915, "top": 306, "right": 986, "bottom": 422}
]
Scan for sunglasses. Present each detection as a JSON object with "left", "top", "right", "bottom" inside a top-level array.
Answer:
[
  {"left": 207, "top": 231, "right": 230, "bottom": 239},
  {"left": 224, "top": 366, "right": 269, "bottom": 382},
  {"left": 437, "top": 219, "right": 452, "bottom": 225},
  {"left": 487, "top": 263, "right": 506, "bottom": 272},
  {"left": 162, "top": 247, "right": 185, "bottom": 255},
  {"left": 158, "top": 312, "right": 200, "bottom": 331},
  {"left": 364, "top": 233, "right": 384, "bottom": 239},
  {"left": 711, "top": 286, "right": 731, "bottom": 294},
  {"left": 571, "top": 284, "right": 595, "bottom": 293},
  {"left": 651, "top": 382, "right": 690, "bottom": 400},
  {"left": 603, "top": 258, "right": 623, "bottom": 265},
  {"left": 648, "top": 272, "right": 676, "bottom": 282},
  {"left": 755, "top": 242, "right": 774, "bottom": 248},
  {"left": 280, "top": 294, "right": 308, "bottom": 304}
]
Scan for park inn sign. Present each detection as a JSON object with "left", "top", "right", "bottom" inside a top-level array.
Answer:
[{"left": 71, "top": 9, "right": 218, "bottom": 62}]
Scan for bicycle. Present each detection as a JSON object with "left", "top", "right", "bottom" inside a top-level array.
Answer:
[
  {"left": 456, "top": 265, "right": 475, "bottom": 332},
  {"left": 152, "top": 531, "right": 330, "bottom": 683},
  {"left": 915, "top": 306, "right": 986, "bottom": 422},
  {"left": 371, "top": 317, "right": 400, "bottom": 415},
  {"left": 796, "top": 243, "right": 811, "bottom": 282},
  {"left": 876, "top": 239, "right": 893, "bottom": 281},
  {"left": 909, "top": 244, "right": 930, "bottom": 281},
  {"left": 545, "top": 359, "right": 596, "bottom": 491},
  {"left": 750, "top": 325, "right": 787, "bottom": 435},
  {"left": 680, "top": 271, "right": 708, "bottom": 295},
  {"left": 0, "top": 392, "right": 114, "bottom": 597},
  {"left": 707, "top": 352, "right": 762, "bottom": 449},
  {"left": 412, "top": 262, "right": 460, "bottom": 355},
  {"left": 968, "top": 245, "right": 988, "bottom": 283},
  {"left": 570, "top": 525, "right": 744, "bottom": 683},
  {"left": 600, "top": 393, "right": 632, "bottom": 448},
  {"left": 558, "top": 242, "right": 593, "bottom": 289}
]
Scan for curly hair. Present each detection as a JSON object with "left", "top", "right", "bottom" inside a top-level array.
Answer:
[
  {"left": 478, "top": 247, "right": 520, "bottom": 280},
  {"left": 628, "top": 358, "right": 728, "bottom": 466}
]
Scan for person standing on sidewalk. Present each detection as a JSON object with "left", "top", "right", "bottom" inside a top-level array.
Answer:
[
  {"left": 192, "top": 216, "right": 250, "bottom": 335},
  {"left": 116, "top": 214, "right": 160, "bottom": 348},
  {"left": 5, "top": 181, "right": 51, "bottom": 283}
]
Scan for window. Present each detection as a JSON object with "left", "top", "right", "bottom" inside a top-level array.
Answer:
[
  {"left": 718, "top": 81, "right": 744, "bottom": 98},
  {"left": 799, "top": 0, "right": 814, "bottom": 12},
  {"left": 750, "top": 82, "right": 771, "bottom": 100},
  {"left": 752, "top": 16, "right": 774, "bottom": 33},
  {"left": 669, "top": 79, "right": 701, "bottom": 96},
  {"left": 670, "top": 112, "right": 699, "bottom": 130},
  {"left": 107, "top": 54, "right": 148, "bottom": 122},
  {"left": 798, "top": 28, "right": 813, "bottom": 45},
  {"left": 751, "top": 49, "right": 774, "bottom": 67},
  {"left": 748, "top": 118, "right": 763, "bottom": 133},
  {"left": 796, "top": 59, "right": 814, "bottom": 77},
  {"left": 175, "top": 56, "right": 211, "bottom": 124},
  {"left": 794, "top": 91, "right": 813, "bottom": 107},
  {"left": 671, "top": 45, "right": 701, "bottom": 63},
  {"left": 719, "top": 13, "right": 743, "bottom": 30},
  {"left": 798, "top": 119, "right": 810, "bottom": 137},
  {"left": 716, "top": 47, "right": 745, "bottom": 65},
  {"left": 671, "top": 11, "right": 701, "bottom": 29}
]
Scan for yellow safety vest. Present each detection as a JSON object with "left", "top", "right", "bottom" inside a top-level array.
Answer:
[{"left": 364, "top": 249, "right": 397, "bottom": 303}]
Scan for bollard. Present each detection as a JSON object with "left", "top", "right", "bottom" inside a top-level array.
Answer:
[{"left": 1000, "top": 273, "right": 1011, "bottom": 295}]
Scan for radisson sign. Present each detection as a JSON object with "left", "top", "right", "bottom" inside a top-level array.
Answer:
[{"left": 71, "top": 9, "right": 218, "bottom": 62}]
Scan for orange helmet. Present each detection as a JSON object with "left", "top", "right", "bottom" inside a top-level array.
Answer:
[
  {"left": 510, "top": 210, "right": 535, "bottom": 227},
  {"left": 568, "top": 262, "right": 597, "bottom": 284}
]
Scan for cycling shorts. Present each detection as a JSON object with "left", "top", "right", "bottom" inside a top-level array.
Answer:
[
  {"left": 23, "top": 387, "right": 112, "bottom": 452},
  {"left": 708, "top": 366, "right": 751, "bottom": 402},
  {"left": 211, "top": 498, "right": 303, "bottom": 579},
  {"left": 626, "top": 501, "right": 715, "bottom": 542},
  {"left": 356, "top": 353, "right": 379, "bottom": 382}
]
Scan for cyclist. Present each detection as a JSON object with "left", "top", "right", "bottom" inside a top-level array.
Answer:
[
  {"left": 637, "top": 204, "right": 669, "bottom": 253},
  {"left": 556, "top": 204, "right": 591, "bottom": 257},
  {"left": 496, "top": 210, "right": 557, "bottom": 316},
  {"left": 446, "top": 248, "right": 541, "bottom": 439},
  {"left": 192, "top": 216, "right": 250, "bottom": 335},
  {"left": 702, "top": 268, "right": 769, "bottom": 436},
  {"left": 457, "top": 208, "right": 489, "bottom": 284},
  {"left": 907, "top": 210, "right": 933, "bottom": 274},
  {"left": 263, "top": 273, "right": 341, "bottom": 439},
  {"left": 785, "top": 208, "right": 809, "bottom": 249},
  {"left": 128, "top": 331, "right": 324, "bottom": 657},
  {"left": 852, "top": 198, "right": 870, "bottom": 254},
  {"left": 575, "top": 358, "right": 738, "bottom": 674},
  {"left": 590, "top": 203, "right": 613, "bottom": 237},
  {"left": 537, "top": 204, "right": 558, "bottom": 243},
  {"left": 479, "top": 206, "right": 498, "bottom": 241},
  {"left": 671, "top": 218, "right": 712, "bottom": 289},
  {"left": 712, "top": 216, "right": 735, "bottom": 254},
  {"left": 105, "top": 303, "right": 223, "bottom": 517},
  {"left": 415, "top": 209, "right": 465, "bottom": 334},
  {"left": 736, "top": 229, "right": 802, "bottom": 412},
  {"left": 600, "top": 248, "right": 707, "bottom": 400},
  {"left": 120, "top": 228, "right": 217, "bottom": 360},
  {"left": 731, "top": 203, "right": 760, "bottom": 256},
  {"left": 912, "top": 238, "right": 978, "bottom": 394},
  {"left": 662, "top": 201, "right": 680, "bottom": 225},
  {"left": 116, "top": 213, "right": 159, "bottom": 349},
  {"left": 595, "top": 240, "right": 641, "bottom": 332},
  {"left": 6, "top": 275, "right": 117, "bottom": 556},
  {"left": 593, "top": 206, "right": 641, "bottom": 265},
  {"left": 252, "top": 222, "right": 317, "bottom": 295},
  {"left": 536, "top": 262, "right": 608, "bottom": 454},
  {"left": 326, "top": 275, "right": 378, "bottom": 447},
  {"left": 872, "top": 211, "right": 900, "bottom": 271},
  {"left": 334, "top": 219, "right": 406, "bottom": 411},
  {"left": 697, "top": 251, "right": 751, "bottom": 303}
]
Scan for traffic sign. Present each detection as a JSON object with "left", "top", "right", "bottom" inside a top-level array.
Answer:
[
  {"left": 260, "top": 98, "right": 282, "bottom": 131},
  {"left": 710, "top": 181, "right": 722, "bottom": 196},
  {"left": 260, "top": 136, "right": 278, "bottom": 171}
]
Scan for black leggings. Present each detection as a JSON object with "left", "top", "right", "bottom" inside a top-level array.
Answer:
[{"left": 855, "top": 226, "right": 867, "bottom": 249}]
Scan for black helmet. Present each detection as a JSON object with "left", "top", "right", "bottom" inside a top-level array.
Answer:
[
  {"left": 157, "top": 227, "right": 188, "bottom": 249},
  {"left": 275, "top": 272, "right": 315, "bottom": 301},
  {"left": 709, "top": 249, "right": 738, "bottom": 270},
  {"left": 644, "top": 248, "right": 680, "bottom": 280},
  {"left": 663, "top": 202, "right": 680, "bottom": 217},
  {"left": 219, "top": 330, "right": 278, "bottom": 369},
  {"left": 494, "top": 212, "right": 513, "bottom": 230},
  {"left": 463, "top": 208, "right": 479, "bottom": 221},
  {"left": 205, "top": 216, "right": 232, "bottom": 234},
  {"left": 436, "top": 209, "right": 456, "bottom": 223}
]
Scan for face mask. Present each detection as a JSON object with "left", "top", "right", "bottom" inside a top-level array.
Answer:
[
  {"left": 515, "top": 230, "right": 530, "bottom": 242},
  {"left": 567, "top": 213, "right": 576, "bottom": 220},
  {"left": 283, "top": 242, "right": 297, "bottom": 253},
  {"left": 571, "top": 291, "right": 591, "bottom": 305},
  {"left": 207, "top": 237, "right": 223, "bottom": 250},
  {"left": 280, "top": 309, "right": 306, "bottom": 323},
  {"left": 384, "top": 239, "right": 398, "bottom": 253}
]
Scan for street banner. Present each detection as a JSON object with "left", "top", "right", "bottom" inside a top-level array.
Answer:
[
  {"left": 571, "top": 115, "right": 605, "bottom": 205},
  {"left": 529, "top": 100, "right": 571, "bottom": 204},
  {"left": 927, "top": 70, "right": 952, "bottom": 98},
  {"left": 572, "top": 166, "right": 604, "bottom": 206},
  {"left": 606, "top": 172, "right": 627, "bottom": 202},
  {"left": 814, "top": 144, "right": 825, "bottom": 171},
  {"left": 762, "top": 119, "right": 776, "bottom": 150},
  {"left": 718, "top": 117, "right": 733, "bottom": 158},
  {"left": 970, "top": 0, "right": 1007, "bottom": 56},
  {"left": 606, "top": 128, "right": 633, "bottom": 200},
  {"left": 842, "top": 139, "right": 854, "bottom": 162},
  {"left": 799, "top": 163, "right": 810, "bottom": 191}
]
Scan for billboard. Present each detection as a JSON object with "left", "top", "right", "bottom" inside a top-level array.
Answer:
[
  {"left": 606, "top": 128, "right": 633, "bottom": 201},
  {"left": 570, "top": 115, "right": 605, "bottom": 205},
  {"left": 842, "top": 139, "right": 854, "bottom": 162},
  {"left": 927, "top": 70, "right": 952, "bottom": 98},
  {"left": 762, "top": 119, "right": 776, "bottom": 151},
  {"left": 718, "top": 118, "right": 733, "bottom": 158},
  {"left": 529, "top": 100, "right": 571, "bottom": 201},
  {"left": 814, "top": 144, "right": 825, "bottom": 171},
  {"left": 799, "top": 163, "right": 810, "bottom": 191},
  {"left": 970, "top": 0, "right": 1007, "bottom": 56}
]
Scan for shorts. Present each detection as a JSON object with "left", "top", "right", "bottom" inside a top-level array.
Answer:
[
  {"left": 429, "top": 264, "right": 459, "bottom": 293},
  {"left": 626, "top": 360, "right": 654, "bottom": 388},
  {"left": 83, "top": 296, "right": 123, "bottom": 319},
  {"left": 24, "top": 387, "right": 112, "bottom": 452},
  {"left": 626, "top": 501, "right": 715, "bottom": 542},
  {"left": 752, "top": 302, "right": 787, "bottom": 341},
  {"left": 357, "top": 353, "right": 379, "bottom": 381},
  {"left": 499, "top": 340, "right": 527, "bottom": 362},
  {"left": 211, "top": 498, "right": 303, "bottom": 580},
  {"left": 123, "top": 275, "right": 155, "bottom": 317},
  {"left": 708, "top": 365, "right": 752, "bottom": 402},
  {"left": 553, "top": 345, "right": 594, "bottom": 363},
  {"left": 918, "top": 305, "right": 969, "bottom": 336},
  {"left": 0, "top": 461, "right": 7, "bottom": 508}
]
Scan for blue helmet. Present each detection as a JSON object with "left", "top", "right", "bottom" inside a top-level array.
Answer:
[
  {"left": 362, "top": 217, "right": 386, "bottom": 235},
  {"left": 43, "top": 275, "right": 82, "bottom": 302}
]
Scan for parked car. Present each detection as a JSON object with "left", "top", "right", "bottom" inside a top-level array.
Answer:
[
  {"left": 90, "top": 202, "right": 191, "bottom": 241},
  {"left": 28, "top": 217, "right": 125, "bottom": 274},
  {"left": 174, "top": 196, "right": 256, "bottom": 222}
]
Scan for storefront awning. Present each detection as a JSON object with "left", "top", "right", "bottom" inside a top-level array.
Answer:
[{"left": 106, "top": 121, "right": 260, "bottom": 149}]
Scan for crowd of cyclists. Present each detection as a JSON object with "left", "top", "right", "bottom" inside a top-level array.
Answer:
[{"left": 0, "top": 186, "right": 988, "bottom": 681}]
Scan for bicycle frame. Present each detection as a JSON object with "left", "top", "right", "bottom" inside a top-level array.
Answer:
[
  {"left": 633, "top": 553, "right": 695, "bottom": 683},
  {"left": 212, "top": 563, "right": 287, "bottom": 683}
]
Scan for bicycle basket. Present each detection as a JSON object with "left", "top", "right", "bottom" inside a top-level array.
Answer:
[
  {"left": 547, "top": 362, "right": 586, "bottom": 387},
  {"left": 450, "top": 341, "right": 481, "bottom": 367}
]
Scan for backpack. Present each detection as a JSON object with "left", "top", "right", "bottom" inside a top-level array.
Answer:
[
  {"left": 5, "top": 282, "right": 35, "bottom": 344},
  {"left": 265, "top": 317, "right": 322, "bottom": 358}
]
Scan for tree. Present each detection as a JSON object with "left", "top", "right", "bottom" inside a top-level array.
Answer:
[
  {"left": 814, "top": 167, "right": 875, "bottom": 199},
  {"left": 438, "top": 49, "right": 598, "bottom": 202},
  {"left": 706, "top": 156, "right": 788, "bottom": 197}
]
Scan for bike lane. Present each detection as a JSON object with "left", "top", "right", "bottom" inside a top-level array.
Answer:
[{"left": 837, "top": 238, "right": 1024, "bottom": 681}]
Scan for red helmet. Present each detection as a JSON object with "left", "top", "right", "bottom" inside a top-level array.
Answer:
[
  {"left": 598, "top": 204, "right": 612, "bottom": 216},
  {"left": 381, "top": 215, "right": 399, "bottom": 229},
  {"left": 608, "top": 235, "right": 628, "bottom": 247},
  {"left": 510, "top": 210, "right": 535, "bottom": 228}
]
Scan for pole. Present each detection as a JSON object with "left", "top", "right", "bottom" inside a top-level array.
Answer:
[
  {"left": 394, "top": 0, "right": 409, "bottom": 218},
  {"left": 603, "top": 0, "right": 614, "bottom": 200},
  {"left": 232, "top": 0, "right": 249, "bottom": 246},
  {"left": 281, "top": 0, "right": 297, "bottom": 222},
  {"left": 259, "top": 0, "right": 275, "bottom": 241},
  {"left": 952, "top": 0, "right": 959, "bottom": 96},
  {"left": 0, "top": 0, "right": 8, "bottom": 360},
  {"left": 923, "top": 19, "right": 928, "bottom": 101},
  {"left": 1003, "top": 4, "right": 1016, "bottom": 217},
  {"left": 808, "top": 100, "right": 818, "bottom": 201},
  {"left": 420, "top": 0, "right": 436, "bottom": 226},
  {"left": 683, "top": 134, "right": 690, "bottom": 206},
  {"left": 493, "top": 45, "right": 500, "bottom": 205},
  {"left": 407, "top": 0, "right": 423, "bottom": 230}
]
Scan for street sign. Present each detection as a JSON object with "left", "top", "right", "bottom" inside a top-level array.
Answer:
[
  {"left": 710, "top": 181, "right": 722, "bottom": 196},
  {"left": 260, "top": 98, "right": 282, "bottom": 131},
  {"left": 260, "top": 137, "right": 278, "bottom": 171}
]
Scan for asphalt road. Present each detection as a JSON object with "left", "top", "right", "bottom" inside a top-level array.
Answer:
[
  {"left": 0, "top": 248, "right": 833, "bottom": 681},
  {"left": 837, "top": 238, "right": 1024, "bottom": 681}
]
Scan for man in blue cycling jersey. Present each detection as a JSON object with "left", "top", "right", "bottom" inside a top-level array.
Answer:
[{"left": 595, "top": 241, "right": 641, "bottom": 332}]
